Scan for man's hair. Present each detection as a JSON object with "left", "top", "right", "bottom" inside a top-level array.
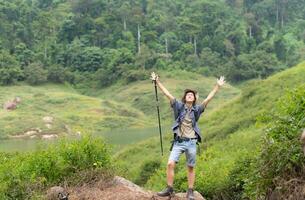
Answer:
[{"left": 181, "top": 89, "right": 197, "bottom": 106}]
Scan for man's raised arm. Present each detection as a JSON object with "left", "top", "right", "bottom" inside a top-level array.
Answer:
[
  {"left": 151, "top": 72, "right": 175, "bottom": 103},
  {"left": 201, "top": 76, "right": 225, "bottom": 108}
]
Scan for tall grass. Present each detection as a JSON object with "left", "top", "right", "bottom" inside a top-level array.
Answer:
[{"left": 0, "top": 135, "right": 112, "bottom": 200}]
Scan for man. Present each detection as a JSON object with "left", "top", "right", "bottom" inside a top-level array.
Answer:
[{"left": 150, "top": 72, "right": 225, "bottom": 200}]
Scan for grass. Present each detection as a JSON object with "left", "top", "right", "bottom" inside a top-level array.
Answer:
[
  {"left": 0, "top": 83, "right": 152, "bottom": 138},
  {"left": 0, "top": 135, "right": 113, "bottom": 200},
  {"left": 0, "top": 70, "right": 239, "bottom": 140},
  {"left": 96, "top": 69, "right": 240, "bottom": 123},
  {"left": 114, "top": 61, "right": 305, "bottom": 199},
  {"left": 1, "top": 62, "right": 304, "bottom": 198}
]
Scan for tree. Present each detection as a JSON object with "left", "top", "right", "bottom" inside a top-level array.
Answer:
[
  {"left": 135, "top": 44, "right": 154, "bottom": 70},
  {"left": 199, "top": 48, "right": 224, "bottom": 75},
  {"left": 58, "top": 19, "right": 77, "bottom": 42},
  {"left": 173, "top": 43, "right": 193, "bottom": 61},
  {"left": 227, "top": 50, "right": 281, "bottom": 81},
  {"left": 24, "top": 62, "right": 48, "bottom": 85},
  {"left": 47, "top": 65, "right": 74, "bottom": 83},
  {"left": 36, "top": 0, "right": 54, "bottom": 10},
  {"left": 116, "top": 31, "right": 136, "bottom": 53},
  {"left": 0, "top": 50, "right": 23, "bottom": 85},
  {"left": 14, "top": 43, "right": 33, "bottom": 68}
]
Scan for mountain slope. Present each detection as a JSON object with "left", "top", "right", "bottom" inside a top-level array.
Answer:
[
  {"left": 0, "top": 83, "right": 151, "bottom": 138},
  {"left": 97, "top": 70, "right": 240, "bottom": 123},
  {"left": 115, "top": 61, "right": 305, "bottom": 198},
  {"left": 0, "top": 70, "right": 239, "bottom": 139}
]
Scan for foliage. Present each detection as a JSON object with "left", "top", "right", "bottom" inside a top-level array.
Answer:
[
  {"left": 243, "top": 84, "right": 305, "bottom": 199},
  {"left": 0, "top": 0, "right": 304, "bottom": 87},
  {"left": 24, "top": 62, "right": 48, "bottom": 85},
  {"left": 115, "top": 62, "right": 305, "bottom": 199},
  {"left": 0, "top": 50, "right": 23, "bottom": 85},
  {"left": 0, "top": 135, "right": 112, "bottom": 200}
]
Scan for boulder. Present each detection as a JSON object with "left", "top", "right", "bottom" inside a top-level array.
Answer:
[
  {"left": 42, "top": 134, "right": 58, "bottom": 140},
  {"left": 46, "top": 186, "right": 69, "bottom": 200}
]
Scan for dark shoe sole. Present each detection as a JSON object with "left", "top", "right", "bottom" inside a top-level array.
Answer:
[{"left": 156, "top": 193, "right": 174, "bottom": 197}]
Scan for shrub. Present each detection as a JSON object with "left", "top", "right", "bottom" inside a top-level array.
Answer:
[
  {"left": 244, "top": 84, "right": 305, "bottom": 199},
  {"left": 0, "top": 135, "right": 112, "bottom": 199},
  {"left": 135, "top": 159, "right": 161, "bottom": 186},
  {"left": 47, "top": 65, "right": 74, "bottom": 83},
  {"left": 24, "top": 62, "right": 48, "bottom": 85},
  {"left": 0, "top": 50, "right": 23, "bottom": 85}
]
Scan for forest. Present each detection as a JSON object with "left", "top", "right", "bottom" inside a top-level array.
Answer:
[{"left": 0, "top": 0, "right": 304, "bottom": 91}]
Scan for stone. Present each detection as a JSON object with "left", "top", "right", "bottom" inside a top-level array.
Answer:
[
  {"left": 42, "top": 134, "right": 58, "bottom": 140},
  {"left": 46, "top": 186, "right": 69, "bottom": 200},
  {"left": 43, "top": 116, "right": 54, "bottom": 124}
]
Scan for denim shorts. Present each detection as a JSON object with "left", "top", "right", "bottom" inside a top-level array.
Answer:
[{"left": 168, "top": 139, "right": 197, "bottom": 167}]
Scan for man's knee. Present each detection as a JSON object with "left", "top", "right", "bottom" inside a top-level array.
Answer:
[
  {"left": 187, "top": 165, "right": 194, "bottom": 172},
  {"left": 167, "top": 160, "right": 176, "bottom": 169}
]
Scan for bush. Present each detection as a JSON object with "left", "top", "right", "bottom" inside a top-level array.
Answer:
[
  {"left": 0, "top": 50, "right": 23, "bottom": 85},
  {"left": 243, "top": 84, "right": 305, "bottom": 199},
  {"left": 135, "top": 159, "right": 161, "bottom": 186},
  {"left": 47, "top": 65, "right": 74, "bottom": 83},
  {"left": 24, "top": 62, "right": 48, "bottom": 85},
  {"left": 227, "top": 51, "right": 282, "bottom": 82},
  {"left": 123, "top": 69, "right": 148, "bottom": 83},
  {"left": 0, "top": 135, "right": 112, "bottom": 199}
]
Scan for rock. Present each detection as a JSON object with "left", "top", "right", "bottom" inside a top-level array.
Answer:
[
  {"left": 25, "top": 130, "right": 38, "bottom": 136},
  {"left": 42, "top": 134, "right": 58, "bottom": 140},
  {"left": 111, "top": 176, "right": 148, "bottom": 194},
  {"left": 175, "top": 191, "right": 205, "bottom": 200},
  {"left": 3, "top": 101, "right": 17, "bottom": 110},
  {"left": 46, "top": 124, "right": 52, "bottom": 129},
  {"left": 3, "top": 97, "right": 21, "bottom": 111},
  {"left": 46, "top": 186, "right": 69, "bottom": 200},
  {"left": 33, "top": 128, "right": 42, "bottom": 133},
  {"left": 66, "top": 176, "right": 206, "bottom": 200},
  {"left": 43, "top": 116, "right": 54, "bottom": 124},
  {"left": 14, "top": 97, "right": 21, "bottom": 103},
  {"left": 24, "top": 128, "right": 42, "bottom": 136}
]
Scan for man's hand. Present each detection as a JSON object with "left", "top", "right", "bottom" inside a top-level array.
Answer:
[
  {"left": 150, "top": 72, "right": 159, "bottom": 81},
  {"left": 150, "top": 72, "right": 175, "bottom": 102},
  {"left": 202, "top": 76, "right": 225, "bottom": 107},
  {"left": 217, "top": 76, "right": 225, "bottom": 87}
]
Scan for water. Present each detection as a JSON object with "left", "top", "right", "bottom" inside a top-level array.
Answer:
[{"left": 0, "top": 124, "right": 171, "bottom": 152}]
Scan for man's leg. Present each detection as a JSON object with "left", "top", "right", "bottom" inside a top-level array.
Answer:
[
  {"left": 157, "top": 160, "right": 176, "bottom": 197},
  {"left": 186, "top": 140, "right": 197, "bottom": 200},
  {"left": 187, "top": 165, "right": 195, "bottom": 188},
  {"left": 167, "top": 160, "right": 176, "bottom": 187},
  {"left": 157, "top": 142, "right": 183, "bottom": 197}
]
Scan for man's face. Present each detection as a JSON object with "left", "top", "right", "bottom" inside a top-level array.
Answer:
[{"left": 185, "top": 92, "right": 195, "bottom": 103}]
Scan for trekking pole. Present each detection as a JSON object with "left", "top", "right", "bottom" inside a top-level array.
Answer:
[{"left": 153, "top": 79, "right": 164, "bottom": 156}]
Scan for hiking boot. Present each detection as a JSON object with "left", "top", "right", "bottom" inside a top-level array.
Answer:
[
  {"left": 157, "top": 185, "right": 174, "bottom": 197},
  {"left": 186, "top": 188, "right": 195, "bottom": 200}
]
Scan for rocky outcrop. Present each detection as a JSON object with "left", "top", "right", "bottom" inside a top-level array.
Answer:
[
  {"left": 3, "top": 97, "right": 21, "bottom": 111},
  {"left": 65, "top": 176, "right": 205, "bottom": 200},
  {"left": 43, "top": 116, "right": 54, "bottom": 129},
  {"left": 46, "top": 186, "right": 69, "bottom": 200}
]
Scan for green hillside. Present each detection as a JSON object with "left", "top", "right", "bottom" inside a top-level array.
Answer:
[
  {"left": 115, "top": 61, "right": 305, "bottom": 199},
  {"left": 0, "top": 83, "right": 151, "bottom": 139},
  {"left": 0, "top": 70, "right": 239, "bottom": 139},
  {"left": 97, "top": 70, "right": 240, "bottom": 123},
  {"left": 0, "top": 0, "right": 304, "bottom": 199}
]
